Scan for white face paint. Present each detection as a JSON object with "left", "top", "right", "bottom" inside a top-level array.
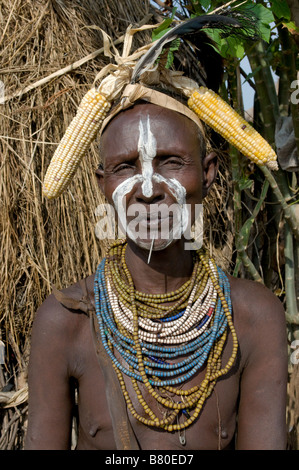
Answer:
[
  {"left": 138, "top": 116, "right": 156, "bottom": 198},
  {"left": 112, "top": 174, "right": 143, "bottom": 238},
  {"left": 153, "top": 173, "right": 189, "bottom": 237},
  {"left": 111, "top": 115, "right": 190, "bottom": 251}
]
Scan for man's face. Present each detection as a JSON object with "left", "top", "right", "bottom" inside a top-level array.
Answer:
[{"left": 98, "top": 103, "right": 212, "bottom": 252}]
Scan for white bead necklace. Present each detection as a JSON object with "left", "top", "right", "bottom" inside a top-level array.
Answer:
[{"left": 107, "top": 260, "right": 218, "bottom": 345}]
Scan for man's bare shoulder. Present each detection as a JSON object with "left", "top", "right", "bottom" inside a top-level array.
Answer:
[
  {"left": 228, "top": 275, "right": 285, "bottom": 324},
  {"left": 32, "top": 274, "right": 95, "bottom": 340},
  {"left": 227, "top": 275, "right": 287, "bottom": 365}
]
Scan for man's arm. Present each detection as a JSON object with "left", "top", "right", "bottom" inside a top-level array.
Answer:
[
  {"left": 25, "top": 294, "right": 76, "bottom": 450},
  {"left": 233, "top": 280, "right": 288, "bottom": 449}
]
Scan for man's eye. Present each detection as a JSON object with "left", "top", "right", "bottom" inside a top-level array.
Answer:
[
  {"left": 114, "top": 163, "right": 135, "bottom": 173},
  {"left": 163, "top": 157, "right": 183, "bottom": 167}
]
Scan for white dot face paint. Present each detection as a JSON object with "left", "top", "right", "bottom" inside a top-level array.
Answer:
[{"left": 111, "top": 114, "right": 190, "bottom": 251}]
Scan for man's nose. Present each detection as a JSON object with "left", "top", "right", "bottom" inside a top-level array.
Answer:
[{"left": 134, "top": 178, "right": 165, "bottom": 204}]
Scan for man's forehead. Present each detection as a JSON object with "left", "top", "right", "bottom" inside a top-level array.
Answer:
[{"left": 100, "top": 103, "right": 200, "bottom": 156}]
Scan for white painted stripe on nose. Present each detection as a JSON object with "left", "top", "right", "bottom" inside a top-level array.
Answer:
[{"left": 138, "top": 115, "right": 157, "bottom": 198}]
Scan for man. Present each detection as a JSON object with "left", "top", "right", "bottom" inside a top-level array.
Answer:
[
  {"left": 25, "top": 13, "right": 287, "bottom": 450},
  {"left": 25, "top": 99, "right": 287, "bottom": 450}
]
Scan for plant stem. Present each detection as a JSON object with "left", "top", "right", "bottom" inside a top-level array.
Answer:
[
  {"left": 276, "top": 24, "right": 292, "bottom": 116},
  {"left": 235, "top": 180, "right": 269, "bottom": 282},
  {"left": 284, "top": 222, "right": 299, "bottom": 325},
  {"left": 238, "top": 250, "right": 263, "bottom": 283},
  {"left": 245, "top": 38, "right": 299, "bottom": 249},
  {"left": 226, "top": 62, "right": 247, "bottom": 275},
  {"left": 277, "top": 22, "right": 299, "bottom": 156},
  {"left": 260, "top": 166, "right": 299, "bottom": 241},
  {"left": 246, "top": 41, "right": 278, "bottom": 145}
]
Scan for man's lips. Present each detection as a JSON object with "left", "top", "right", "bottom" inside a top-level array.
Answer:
[
  {"left": 127, "top": 214, "right": 173, "bottom": 224},
  {"left": 146, "top": 213, "right": 173, "bottom": 221},
  {"left": 125, "top": 210, "right": 174, "bottom": 238}
]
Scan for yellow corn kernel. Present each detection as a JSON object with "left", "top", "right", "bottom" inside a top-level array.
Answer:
[
  {"left": 43, "top": 88, "right": 111, "bottom": 199},
  {"left": 188, "top": 87, "right": 278, "bottom": 171}
]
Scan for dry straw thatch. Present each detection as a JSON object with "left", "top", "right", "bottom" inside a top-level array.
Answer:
[{"left": 0, "top": 0, "right": 234, "bottom": 449}]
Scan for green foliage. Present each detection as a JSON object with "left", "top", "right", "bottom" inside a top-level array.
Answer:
[
  {"left": 151, "top": 1, "right": 295, "bottom": 65},
  {"left": 151, "top": 7, "right": 180, "bottom": 68},
  {"left": 270, "top": 0, "right": 291, "bottom": 21},
  {"left": 237, "top": 175, "right": 254, "bottom": 191},
  {"left": 165, "top": 38, "right": 180, "bottom": 68},
  {"left": 203, "top": 2, "right": 274, "bottom": 58},
  {"left": 189, "top": 0, "right": 211, "bottom": 13},
  {"left": 152, "top": 6, "right": 178, "bottom": 41},
  {"left": 244, "top": 3, "right": 274, "bottom": 43}
]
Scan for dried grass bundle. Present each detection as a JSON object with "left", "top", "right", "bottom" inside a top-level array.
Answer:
[
  {"left": 0, "top": 0, "right": 234, "bottom": 449},
  {"left": 0, "top": 0, "right": 152, "bottom": 449}
]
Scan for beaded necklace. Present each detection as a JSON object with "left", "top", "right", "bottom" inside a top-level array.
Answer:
[{"left": 94, "top": 239, "right": 238, "bottom": 433}]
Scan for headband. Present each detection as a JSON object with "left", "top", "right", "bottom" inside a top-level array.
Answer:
[
  {"left": 100, "top": 83, "right": 205, "bottom": 136},
  {"left": 43, "top": 13, "right": 278, "bottom": 200}
]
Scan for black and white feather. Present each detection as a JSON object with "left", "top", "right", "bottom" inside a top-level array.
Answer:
[{"left": 131, "top": 10, "right": 259, "bottom": 84}]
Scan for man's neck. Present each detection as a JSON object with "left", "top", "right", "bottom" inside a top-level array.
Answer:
[{"left": 125, "top": 239, "right": 193, "bottom": 295}]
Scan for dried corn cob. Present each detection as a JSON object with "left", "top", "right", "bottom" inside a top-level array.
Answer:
[
  {"left": 188, "top": 87, "right": 278, "bottom": 171},
  {"left": 43, "top": 88, "right": 111, "bottom": 199}
]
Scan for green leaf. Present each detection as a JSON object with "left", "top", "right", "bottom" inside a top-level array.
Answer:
[
  {"left": 270, "top": 0, "right": 291, "bottom": 20},
  {"left": 152, "top": 26, "right": 172, "bottom": 41},
  {"left": 201, "top": 28, "right": 222, "bottom": 52},
  {"left": 242, "top": 66, "right": 262, "bottom": 83},
  {"left": 164, "top": 39, "right": 181, "bottom": 69},
  {"left": 203, "top": 28, "right": 245, "bottom": 59},
  {"left": 166, "top": 51, "right": 174, "bottom": 69},
  {"left": 238, "top": 176, "right": 254, "bottom": 191},
  {"left": 282, "top": 21, "right": 299, "bottom": 34},
  {"left": 258, "top": 22, "right": 272, "bottom": 43},
  {"left": 245, "top": 3, "right": 274, "bottom": 25},
  {"left": 198, "top": 0, "right": 211, "bottom": 11},
  {"left": 221, "top": 37, "right": 245, "bottom": 59},
  {"left": 152, "top": 7, "right": 177, "bottom": 41},
  {"left": 169, "top": 38, "right": 180, "bottom": 52},
  {"left": 188, "top": 0, "right": 209, "bottom": 14},
  {"left": 240, "top": 3, "right": 275, "bottom": 43},
  {"left": 202, "top": 28, "right": 220, "bottom": 43},
  {"left": 203, "top": 2, "right": 276, "bottom": 59}
]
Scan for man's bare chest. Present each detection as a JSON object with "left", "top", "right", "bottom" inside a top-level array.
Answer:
[{"left": 72, "top": 324, "right": 240, "bottom": 450}]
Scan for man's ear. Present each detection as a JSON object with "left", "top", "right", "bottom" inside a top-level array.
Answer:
[
  {"left": 95, "top": 165, "right": 105, "bottom": 193},
  {"left": 202, "top": 151, "right": 218, "bottom": 198}
]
